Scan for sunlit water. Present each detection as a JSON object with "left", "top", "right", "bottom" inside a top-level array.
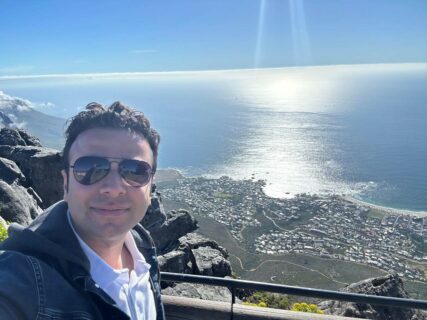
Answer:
[{"left": 1, "top": 63, "right": 427, "bottom": 211}]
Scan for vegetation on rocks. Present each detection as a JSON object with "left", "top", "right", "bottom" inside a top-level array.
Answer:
[
  {"left": 242, "top": 292, "right": 324, "bottom": 315},
  {"left": 291, "top": 302, "right": 324, "bottom": 314},
  {"left": 242, "top": 291, "right": 290, "bottom": 310},
  {"left": 0, "top": 219, "right": 8, "bottom": 242}
]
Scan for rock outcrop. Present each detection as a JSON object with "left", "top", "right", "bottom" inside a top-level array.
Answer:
[
  {"left": 0, "top": 128, "right": 63, "bottom": 209},
  {"left": 142, "top": 190, "right": 232, "bottom": 281},
  {"left": 158, "top": 249, "right": 192, "bottom": 274},
  {"left": 141, "top": 188, "right": 167, "bottom": 229},
  {"left": 147, "top": 209, "right": 198, "bottom": 253},
  {"left": 159, "top": 232, "right": 233, "bottom": 301},
  {"left": 319, "top": 273, "right": 426, "bottom": 320},
  {"left": 0, "top": 157, "right": 26, "bottom": 184},
  {"left": 162, "top": 281, "right": 238, "bottom": 303},
  {"left": 158, "top": 232, "right": 232, "bottom": 277},
  {"left": 192, "top": 246, "right": 232, "bottom": 277},
  {"left": 0, "top": 155, "right": 42, "bottom": 225},
  {"left": 0, "top": 180, "right": 41, "bottom": 225},
  {"left": 178, "top": 232, "right": 228, "bottom": 258},
  {"left": 143, "top": 192, "right": 231, "bottom": 278},
  {"left": 0, "top": 145, "right": 62, "bottom": 208},
  {"left": 0, "top": 128, "right": 42, "bottom": 147}
]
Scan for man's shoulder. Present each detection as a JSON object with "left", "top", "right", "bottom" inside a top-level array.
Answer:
[
  {"left": 0, "top": 250, "right": 58, "bottom": 290},
  {"left": 0, "top": 250, "right": 67, "bottom": 287},
  {"left": 0, "top": 250, "right": 100, "bottom": 319},
  {"left": 0, "top": 250, "right": 37, "bottom": 278},
  {"left": 0, "top": 251, "right": 39, "bottom": 317}
]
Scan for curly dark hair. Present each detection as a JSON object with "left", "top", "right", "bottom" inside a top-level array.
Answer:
[{"left": 62, "top": 101, "right": 160, "bottom": 173}]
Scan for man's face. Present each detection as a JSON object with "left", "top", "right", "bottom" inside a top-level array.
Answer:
[{"left": 61, "top": 128, "right": 154, "bottom": 247}]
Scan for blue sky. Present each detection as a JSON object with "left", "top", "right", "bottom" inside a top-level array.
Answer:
[{"left": 1, "top": 0, "right": 426, "bottom": 76}]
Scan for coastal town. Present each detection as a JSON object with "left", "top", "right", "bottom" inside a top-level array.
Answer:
[{"left": 159, "top": 176, "right": 427, "bottom": 282}]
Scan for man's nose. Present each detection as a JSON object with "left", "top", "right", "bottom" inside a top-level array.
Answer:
[{"left": 98, "top": 163, "right": 126, "bottom": 197}]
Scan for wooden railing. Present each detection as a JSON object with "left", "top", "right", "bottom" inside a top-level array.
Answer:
[
  {"left": 161, "top": 272, "right": 427, "bottom": 319},
  {"left": 161, "top": 272, "right": 427, "bottom": 310},
  {"left": 163, "top": 295, "right": 360, "bottom": 320}
]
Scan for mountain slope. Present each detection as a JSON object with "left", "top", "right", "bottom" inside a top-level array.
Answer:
[{"left": 0, "top": 91, "right": 65, "bottom": 150}]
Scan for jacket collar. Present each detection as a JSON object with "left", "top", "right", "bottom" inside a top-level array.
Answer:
[{"left": 39, "top": 201, "right": 93, "bottom": 266}]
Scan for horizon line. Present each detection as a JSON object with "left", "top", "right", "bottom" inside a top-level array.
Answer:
[{"left": 1, "top": 62, "right": 426, "bottom": 81}]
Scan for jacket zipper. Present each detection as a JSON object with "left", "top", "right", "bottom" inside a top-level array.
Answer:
[{"left": 149, "top": 276, "right": 158, "bottom": 319}]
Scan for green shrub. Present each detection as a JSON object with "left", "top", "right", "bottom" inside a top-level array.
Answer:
[
  {"left": 242, "top": 302, "right": 258, "bottom": 307},
  {"left": 0, "top": 221, "right": 8, "bottom": 242},
  {"left": 243, "top": 291, "right": 290, "bottom": 310},
  {"left": 291, "top": 302, "right": 324, "bottom": 314}
]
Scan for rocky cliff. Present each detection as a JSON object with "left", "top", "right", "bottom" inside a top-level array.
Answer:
[
  {"left": 320, "top": 273, "right": 426, "bottom": 319},
  {"left": 0, "top": 91, "right": 66, "bottom": 150}
]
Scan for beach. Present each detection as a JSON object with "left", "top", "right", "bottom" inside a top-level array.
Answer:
[{"left": 345, "top": 196, "right": 427, "bottom": 218}]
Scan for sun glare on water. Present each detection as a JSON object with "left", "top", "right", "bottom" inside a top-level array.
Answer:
[{"left": 212, "top": 69, "right": 352, "bottom": 198}]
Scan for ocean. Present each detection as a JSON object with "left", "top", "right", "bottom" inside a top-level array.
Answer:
[{"left": 1, "top": 63, "right": 427, "bottom": 211}]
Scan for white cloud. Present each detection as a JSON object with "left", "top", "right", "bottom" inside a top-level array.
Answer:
[
  {"left": 0, "top": 91, "right": 56, "bottom": 113},
  {"left": 6, "top": 113, "right": 26, "bottom": 129},
  {"left": 34, "top": 101, "right": 56, "bottom": 109},
  {"left": 12, "top": 121, "right": 27, "bottom": 129},
  {"left": 0, "top": 91, "right": 58, "bottom": 129},
  {"left": 0, "top": 91, "right": 32, "bottom": 111},
  {"left": 1, "top": 63, "right": 426, "bottom": 81}
]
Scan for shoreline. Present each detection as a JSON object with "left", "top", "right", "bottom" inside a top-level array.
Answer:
[
  {"left": 343, "top": 196, "right": 427, "bottom": 218},
  {"left": 156, "top": 168, "right": 427, "bottom": 218}
]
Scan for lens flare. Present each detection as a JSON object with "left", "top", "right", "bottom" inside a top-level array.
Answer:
[
  {"left": 289, "top": 0, "right": 312, "bottom": 66},
  {"left": 254, "top": 0, "right": 267, "bottom": 69}
]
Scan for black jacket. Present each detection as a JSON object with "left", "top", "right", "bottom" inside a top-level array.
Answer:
[{"left": 0, "top": 201, "right": 165, "bottom": 320}]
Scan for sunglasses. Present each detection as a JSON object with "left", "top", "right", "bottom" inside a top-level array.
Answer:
[{"left": 70, "top": 156, "right": 153, "bottom": 187}]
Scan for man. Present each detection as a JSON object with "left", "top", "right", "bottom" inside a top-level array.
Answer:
[{"left": 0, "top": 102, "right": 165, "bottom": 319}]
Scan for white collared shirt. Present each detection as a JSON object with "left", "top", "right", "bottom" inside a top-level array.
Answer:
[{"left": 67, "top": 212, "right": 157, "bottom": 320}]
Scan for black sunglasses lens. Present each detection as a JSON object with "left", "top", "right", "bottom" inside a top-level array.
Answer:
[
  {"left": 73, "top": 157, "right": 110, "bottom": 185},
  {"left": 120, "top": 160, "right": 152, "bottom": 186}
]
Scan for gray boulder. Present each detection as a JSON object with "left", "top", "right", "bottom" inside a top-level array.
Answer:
[
  {"left": 141, "top": 190, "right": 167, "bottom": 229},
  {"left": 0, "top": 128, "right": 42, "bottom": 147},
  {"left": 192, "top": 246, "right": 232, "bottom": 277},
  {"left": 319, "top": 273, "right": 426, "bottom": 320},
  {"left": 158, "top": 233, "right": 232, "bottom": 278},
  {"left": 158, "top": 249, "right": 192, "bottom": 274},
  {"left": 149, "top": 209, "right": 198, "bottom": 253},
  {"left": 0, "top": 145, "right": 63, "bottom": 208},
  {"left": 162, "top": 282, "right": 239, "bottom": 303},
  {"left": 0, "top": 157, "right": 26, "bottom": 184},
  {"left": 0, "top": 180, "right": 42, "bottom": 225},
  {"left": 178, "top": 232, "right": 229, "bottom": 258},
  {"left": 0, "top": 154, "right": 44, "bottom": 225}
]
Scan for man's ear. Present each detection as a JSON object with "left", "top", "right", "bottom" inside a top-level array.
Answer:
[{"left": 61, "top": 169, "right": 69, "bottom": 201}]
